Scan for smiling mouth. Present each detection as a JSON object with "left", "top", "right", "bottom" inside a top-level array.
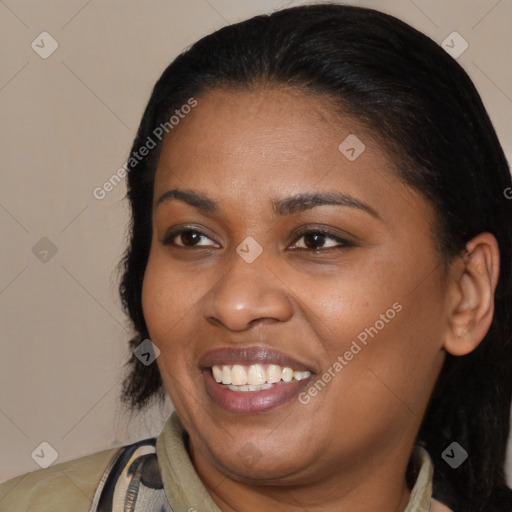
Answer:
[{"left": 211, "top": 363, "right": 312, "bottom": 392}]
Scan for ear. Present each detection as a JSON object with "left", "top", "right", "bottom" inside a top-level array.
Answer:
[{"left": 443, "top": 232, "right": 500, "bottom": 356}]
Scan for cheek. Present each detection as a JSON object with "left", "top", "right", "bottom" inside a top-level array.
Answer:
[
  {"left": 141, "top": 256, "right": 168, "bottom": 337},
  {"left": 291, "top": 248, "right": 446, "bottom": 404},
  {"left": 141, "top": 246, "right": 220, "bottom": 368},
  {"left": 142, "top": 247, "right": 198, "bottom": 336},
  {"left": 141, "top": 251, "right": 201, "bottom": 402},
  {"left": 141, "top": 250, "right": 189, "bottom": 348},
  {"left": 335, "top": 275, "right": 446, "bottom": 420}
]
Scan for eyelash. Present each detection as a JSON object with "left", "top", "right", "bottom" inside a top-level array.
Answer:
[
  {"left": 289, "top": 228, "right": 354, "bottom": 251},
  {"left": 162, "top": 227, "right": 355, "bottom": 252}
]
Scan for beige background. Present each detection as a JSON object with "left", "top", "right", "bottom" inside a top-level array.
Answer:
[{"left": 1, "top": 0, "right": 511, "bottom": 486}]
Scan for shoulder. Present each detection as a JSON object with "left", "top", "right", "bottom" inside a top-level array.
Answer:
[{"left": 0, "top": 445, "right": 120, "bottom": 512}]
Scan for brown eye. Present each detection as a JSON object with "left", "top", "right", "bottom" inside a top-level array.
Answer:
[
  {"left": 303, "top": 232, "right": 327, "bottom": 249},
  {"left": 290, "top": 230, "right": 350, "bottom": 251},
  {"left": 180, "top": 231, "right": 202, "bottom": 246},
  {"left": 163, "top": 229, "right": 219, "bottom": 248}
]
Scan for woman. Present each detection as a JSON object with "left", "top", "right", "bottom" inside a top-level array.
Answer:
[{"left": 1, "top": 4, "right": 511, "bottom": 511}]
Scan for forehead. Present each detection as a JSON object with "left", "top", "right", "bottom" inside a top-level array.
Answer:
[
  {"left": 152, "top": 87, "right": 436, "bottom": 235},
  {"left": 154, "top": 87, "right": 391, "bottom": 194}
]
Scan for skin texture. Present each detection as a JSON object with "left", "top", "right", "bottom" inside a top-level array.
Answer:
[{"left": 142, "top": 87, "right": 499, "bottom": 512}]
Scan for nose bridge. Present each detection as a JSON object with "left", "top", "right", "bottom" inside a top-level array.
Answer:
[{"left": 203, "top": 248, "right": 293, "bottom": 331}]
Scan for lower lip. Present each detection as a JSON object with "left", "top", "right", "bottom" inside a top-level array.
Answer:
[{"left": 203, "top": 369, "right": 312, "bottom": 413}]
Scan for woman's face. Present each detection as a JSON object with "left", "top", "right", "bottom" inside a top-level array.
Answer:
[{"left": 142, "top": 87, "right": 450, "bottom": 485}]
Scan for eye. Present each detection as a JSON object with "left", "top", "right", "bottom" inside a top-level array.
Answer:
[
  {"left": 162, "top": 227, "right": 353, "bottom": 251},
  {"left": 289, "top": 229, "right": 353, "bottom": 251},
  {"left": 163, "top": 228, "right": 220, "bottom": 248}
]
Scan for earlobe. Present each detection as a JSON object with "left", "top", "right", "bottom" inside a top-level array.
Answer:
[{"left": 443, "top": 232, "right": 500, "bottom": 357}]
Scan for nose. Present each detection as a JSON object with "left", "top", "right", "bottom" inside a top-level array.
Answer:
[{"left": 202, "top": 253, "right": 294, "bottom": 331}]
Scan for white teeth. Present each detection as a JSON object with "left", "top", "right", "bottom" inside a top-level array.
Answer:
[
  {"left": 212, "top": 365, "right": 223, "bottom": 383},
  {"left": 247, "top": 364, "right": 265, "bottom": 385},
  {"left": 227, "top": 383, "right": 273, "bottom": 392},
  {"left": 221, "top": 365, "right": 232, "bottom": 385},
  {"left": 231, "top": 364, "right": 247, "bottom": 385},
  {"left": 282, "top": 367, "right": 293, "bottom": 382},
  {"left": 211, "top": 363, "right": 311, "bottom": 388},
  {"left": 266, "top": 364, "right": 282, "bottom": 383}
]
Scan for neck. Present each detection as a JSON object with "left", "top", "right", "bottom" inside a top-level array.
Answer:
[{"left": 189, "top": 438, "right": 416, "bottom": 512}]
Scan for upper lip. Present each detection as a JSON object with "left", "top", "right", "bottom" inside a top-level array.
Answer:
[{"left": 200, "top": 345, "right": 314, "bottom": 372}]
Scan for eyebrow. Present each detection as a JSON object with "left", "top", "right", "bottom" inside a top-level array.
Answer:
[{"left": 156, "top": 188, "right": 380, "bottom": 219}]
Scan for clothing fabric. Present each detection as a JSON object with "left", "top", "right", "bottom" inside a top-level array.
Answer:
[
  {"left": 0, "top": 411, "right": 436, "bottom": 511},
  {"left": 90, "top": 438, "right": 172, "bottom": 512},
  {"left": 0, "top": 445, "right": 119, "bottom": 512}
]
